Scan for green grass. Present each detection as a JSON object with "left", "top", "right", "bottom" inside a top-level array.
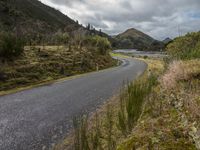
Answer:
[{"left": 118, "top": 74, "right": 157, "bottom": 135}]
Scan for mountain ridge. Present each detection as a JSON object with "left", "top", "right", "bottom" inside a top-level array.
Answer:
[
  {"left": 113, "top": 28, "right": 164, "bottom": 51},
  {"left": 0, "top": 0, "right": 81, "bottom": 34}
]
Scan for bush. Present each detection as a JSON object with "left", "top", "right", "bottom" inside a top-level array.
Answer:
[
  {"left": 84, "top": 35, "right": 111, "bottom": 55},
  {"left": 0, "top": 32, "right": 25, "bottom": 58},
  {"left": 166, "top": 32, "right": 200, "bottom": 60}
]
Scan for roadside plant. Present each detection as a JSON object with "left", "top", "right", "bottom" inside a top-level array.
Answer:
[
  {"left": 90, "top": 113, "right": 102, "bottom": 150},
  {"left": 0, "top": 32, "right": 25, "bottom": 58},
  {"left": 73, "top": 115, "right": 90, "bottom": 150},
  {"left": 118, "top": 74, "right": 157, "bottom": 135},
  {"left": 105, "top": 104, "right": 116, "bottom": 150},
  {"left": 166, "top": 32, "right": 200, "bottom": 60}
]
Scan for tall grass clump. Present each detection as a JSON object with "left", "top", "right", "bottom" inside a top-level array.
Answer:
[
  {"left": 118, "top": 74, "right": 157, "bottom": 135},
  {"left": 105, "top": 105, "right": 116, "bottom": 150},
  {"left": 73, "top": 116, "right": 90, "bottom": 150},
  {"left": 90, "top": 113, "right": 101, "bottom": 150},
  {"left": 73, "top": 114, "right": 102, "bottom": 150}
]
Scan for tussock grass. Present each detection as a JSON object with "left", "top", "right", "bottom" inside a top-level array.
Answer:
[
  {"left": 118, "top": 59, "right": 200, "bottom": 150},
  {"left": 161, "top": 60, "right": 200, "bottom": 90},
  {"left": 118, "top": 74, "right": 157, "bottom": 135},
  {"left": 73, "top": 116, "right": 90, "bottom": 150}
]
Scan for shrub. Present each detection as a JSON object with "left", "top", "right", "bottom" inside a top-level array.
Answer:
[
  {"left": 0, "top": 32, "right": 24, "bottom": 58},
  {"left": 84, "top": 35, "right": 111, "bottom": 55},
  {"left": 166, "top": 32, "right": 200, "bottom": 60},
  {"left": 143, "top": 55, "right": 148, "bottom": 59}
]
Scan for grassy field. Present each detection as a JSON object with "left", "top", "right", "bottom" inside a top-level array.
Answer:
[{"left": 0, "top": 46, "right": 116, "bottom": 93}]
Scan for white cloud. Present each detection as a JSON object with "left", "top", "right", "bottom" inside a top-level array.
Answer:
[{"left": 40, "top": 0, "right": 200, "bottom": 40}]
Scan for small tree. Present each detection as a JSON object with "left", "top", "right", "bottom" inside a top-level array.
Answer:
[
  {"left": 54, "top": 31, "right": 69, "bottom": 49},
  {"left": 72, "top": 28, "right": 87, "bottom": 50},
  {"left": 87, "top": 23, "right": 91, "bottom": 30},
  {"left": 97, "top": 36, "right": 111, "bottom": 55},
  {"left": 0, "top": 32, "right": 24, "bottom": 58},
  {"left": 83, "top": 35, "right": 111, "bottom": 55}
]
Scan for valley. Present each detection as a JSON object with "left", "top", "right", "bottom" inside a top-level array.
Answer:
[{"left": 0, "top": 0, "right": 199, "bottom": 150}]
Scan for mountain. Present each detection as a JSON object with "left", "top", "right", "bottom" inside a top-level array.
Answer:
[
  {"left": 0, "top": 0, "right": 78, "bottom": 34},
  {"left": 163, "top": 37, "right": 172, "bottom": 44},
  {"left": 0, "top": 0, "right": 86, "bottom": 36},
  {"left": 112, "top": 28, "right": 164, "bottom": 51}
]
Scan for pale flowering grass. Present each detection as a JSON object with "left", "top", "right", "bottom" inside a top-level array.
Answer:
[{"left": 160, "top": 59, "right": 200, "bottom": 90}]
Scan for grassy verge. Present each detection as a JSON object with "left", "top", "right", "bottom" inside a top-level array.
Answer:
[
  {"left": 0, "top": 46, "right": 117, "bottom": 95},
  {"left": 54, "top": 56, "right": 164, "bottom": 150},
  {"left": 118, "top": 59, "right": 200, "bottom": 150}
]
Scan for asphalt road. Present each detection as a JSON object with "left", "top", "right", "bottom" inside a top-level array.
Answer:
[{"left": 0, "top": 57, "right": 147, "bottom": 150}]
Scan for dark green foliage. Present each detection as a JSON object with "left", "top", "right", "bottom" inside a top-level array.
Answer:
[
  {"left": 167, "top": 32, "right": 200, "bottom": 59},
  {"left": 59, "top": 66, "right": 65, "bottom": 75},
  {"left": 0, "top": 32, "right": 24, "bottom": 58}
]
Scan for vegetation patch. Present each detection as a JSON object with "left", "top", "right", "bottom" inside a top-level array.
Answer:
[
  {"left": 166, "top": 32, "right": 200, "bottom": 60},
  {"left": 118, "top": 60, "right": 200, "bottom": 150},
  {"left": 0, "top": 36, "right": 116, "bottom": 92}
]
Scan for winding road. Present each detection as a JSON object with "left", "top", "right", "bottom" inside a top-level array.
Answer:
[{"left": 0, "top": 57, "right": 147, "bottom": 150}]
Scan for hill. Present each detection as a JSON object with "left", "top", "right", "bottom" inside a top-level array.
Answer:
[
  {"left": 112, "top": 28, "right": 164, "bottom": 51},
  {"left": 163, "top": 37, "right": 172, "bottom": 44},
  {"left": 0, "top": 0, "right": 81, "bottom": 35},
  {"left": 0, "top": 0, "right": 116, "bottom": 91},
  {"left": 0, "top": 0, "right": 110, "bottom": 40}
]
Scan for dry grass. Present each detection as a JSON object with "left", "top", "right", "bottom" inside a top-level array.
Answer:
[
  {"left": 118, "top": 59, "right": 200, "bottom": 150},
  {"left": 0, "top": 46, "right": 116, "bottom": 92},
  {"left": 160, "top": 60, "right": 200, "bottom": 90}
]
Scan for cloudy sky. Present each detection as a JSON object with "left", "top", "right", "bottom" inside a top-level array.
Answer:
[{"left": 40, "top": 0, "right": 200, "bottom": 40}]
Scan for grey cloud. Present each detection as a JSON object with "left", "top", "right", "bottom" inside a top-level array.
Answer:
[{"left": 41, "top": 0, "right": 200, "bottom": 40}]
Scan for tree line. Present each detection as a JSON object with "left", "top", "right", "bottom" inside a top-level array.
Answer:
[{"left": 0, "top": 28, "right": 110, "bottom": 59}]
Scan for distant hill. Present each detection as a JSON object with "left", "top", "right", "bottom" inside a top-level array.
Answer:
[
  {"left": 163, "top": 37, "right": 172, "bottom": 44},
  {"left": 112, "top": 28, "right": 164, "bottom": 51}
]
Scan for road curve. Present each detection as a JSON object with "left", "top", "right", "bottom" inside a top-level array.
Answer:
[{"left": 0, "top": 57, "right": 147, "bottom": 150}]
